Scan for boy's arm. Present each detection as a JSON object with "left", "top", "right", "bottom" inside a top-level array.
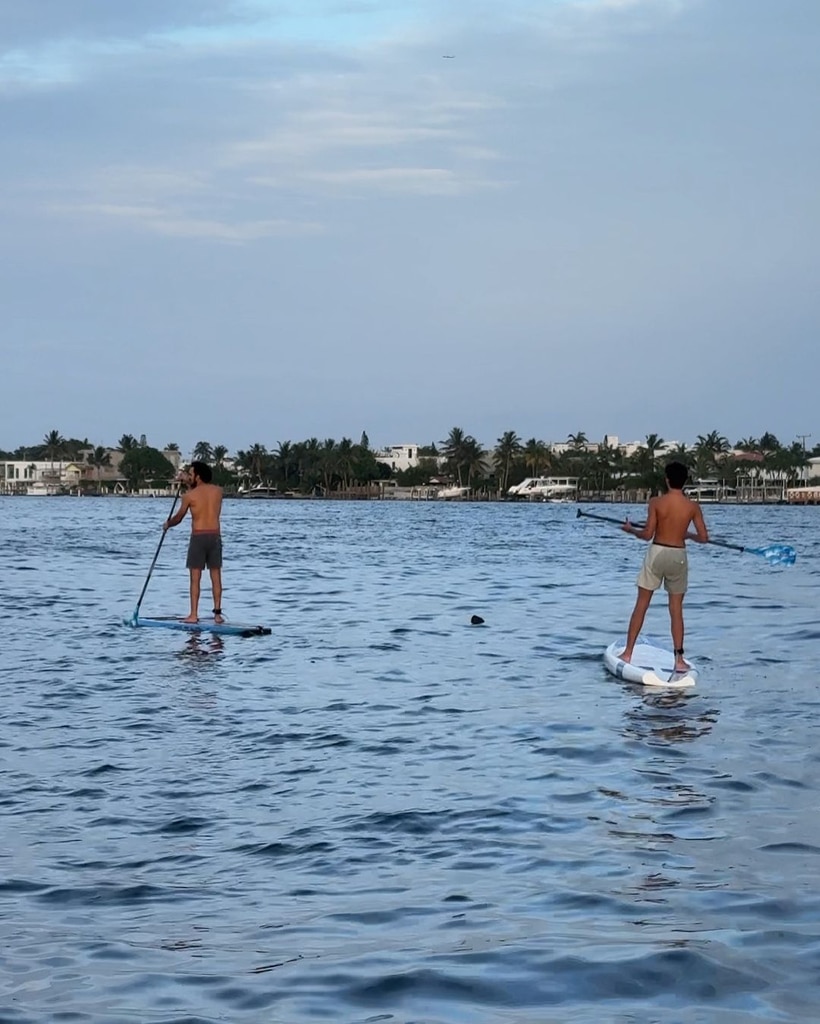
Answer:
[
  {"left": 164, "top": 494, "right": 190, "bottom": 530},
  {"left": 688, "top": 504, "right": 709, "bottom": 543},
  {"left": 624, "top": 498, "right": 656, "bottom": 542}
]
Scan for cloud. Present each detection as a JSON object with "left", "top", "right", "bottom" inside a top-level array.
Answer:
[
  {"left": 52, "top": 201, "right": 320, "bottom": 242},
  {"left": 300, "top": 167, "right": 500, "bottom": 196}
]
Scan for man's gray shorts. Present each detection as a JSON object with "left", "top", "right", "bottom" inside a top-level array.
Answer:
[{"left": 186, "top": 532, "right": 222, "bottom": 570}]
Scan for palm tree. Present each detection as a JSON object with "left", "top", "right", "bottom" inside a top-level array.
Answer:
[
  {"left": 666, "top": 443, "right": 690, "bottom": 463},
  {"left": 759, "top": 432, "right": 781, "bottom": 452},
  {"left": 692, "top": 431, "right": 730, "bottom": 481},
  {"left": 320, "top": 438, "right": 338, "bottom": 493},
  {"left": 43, "top": 429, "right": 65, "bottom": 482},
  {"left": 212, "top": 445, "right": 228, "bottom": 467},
  {"left": 118, "top": 434, "right": 138, "bottom": 452},
  {"left": 244, "top": 444, "right": 268, "bottom": 483},
  {"left": 336, "top": 438, "right": 355, "bottom": 490},
  {"left": 274, "top": 441, "right": 294, "bottom": 487},
  {"left": 86, "top": 446, "right": 111, "bottom": 493},
  {"left": 43, "top": 429, "right": 65, "bottom": 461},
  {"left": 779, "top": 442, "right": 809, "bottom": 486},
  {"left": 64, "top": 437, "right": 88, "bottom": 461},
  {"left": 462, "top": 436, "right": 486, "bottom": 487},
  {"left": 567, "top": 431, "right": 588, "bottom": 450},
  {"left": 440, "top": 427, "right": 470, "bottom": 485},
  {"left": 493, "top": 430, "right": 523, "bottom": 495},
  {"left": 193, "top": 441, "right": 213, "bottom": 463},
  {"left": 644, "top": 433, "right": 665, "bottom": 459},
  {"left": 297, "top": 438, "right": 321, "bottom": 490},
  {"left": 632, "top": 433, "right": 665, "bottom": 491},
  {"left": 522, "top": 438, "right": 550, "bottom": 477}
]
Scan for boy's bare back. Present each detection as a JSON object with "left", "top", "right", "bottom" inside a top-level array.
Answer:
[{"left": 646, "top": 490, "right": 708, "bottom": 547}]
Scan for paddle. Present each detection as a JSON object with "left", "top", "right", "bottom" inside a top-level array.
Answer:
[
  {"left": 576, "top": 508, "right": 796, "bottom": 565},
  {"left": 128, "top": 484, "right": 183, "bottom": 625}
]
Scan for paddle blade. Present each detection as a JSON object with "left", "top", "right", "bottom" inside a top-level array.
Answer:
[{"left": 749, "top": 544, "right": 796, "bottom": 566}]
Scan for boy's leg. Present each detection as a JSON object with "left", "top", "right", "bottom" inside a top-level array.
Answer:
[
  {"left": 620, "top": 587, "right": 654, "bottom": 662},
  {"left": 183, "top": 568, "right": 202, "bottom": 622}
]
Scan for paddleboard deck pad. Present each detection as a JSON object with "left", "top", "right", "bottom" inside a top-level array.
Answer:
[
  {"left": 604, "top": 639, "right": 697, "bottom": 689},
  {"left": 126, "top": 616, "right": 271, "bottom": 638}
]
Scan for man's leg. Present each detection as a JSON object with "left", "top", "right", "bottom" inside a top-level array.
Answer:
[
  {"left": 210, "top": 568, "right": 223, "bottom": 622},
  {"left": 183, "top": 568, "right": 202, "bottom": 622},
  {"left": 619, "top": 587, "right": 654, "bottom": 662},
  {"left": 668, "top": 592, "right": 689, "bottom": 670}
]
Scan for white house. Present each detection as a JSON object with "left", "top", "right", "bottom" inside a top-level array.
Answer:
[
  {"left": 373, "top": 444, "right": 423, "bottom": 473},
  {"left": 0, "top": 446, "right": 182, "bottom": 495},
  {"left": 0, "top": 460, "right": 82, "bottom": 495}
]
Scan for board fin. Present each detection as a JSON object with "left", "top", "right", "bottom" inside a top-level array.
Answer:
[{"left": 641, "top": 670, "right": 696, "bottom": 689}]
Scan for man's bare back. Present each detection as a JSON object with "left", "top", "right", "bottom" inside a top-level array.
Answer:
[{"left": 184, "top": 481, "right": 223, "bottom": 533}]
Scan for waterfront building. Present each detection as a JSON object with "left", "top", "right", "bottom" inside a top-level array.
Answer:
[{"left": 373, "top": 444, "right": 422, "bottom": 472}]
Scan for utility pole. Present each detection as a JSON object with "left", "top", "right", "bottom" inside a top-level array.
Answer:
[{"left": 796, "top": 434, "right": 812, "bottom": 486}]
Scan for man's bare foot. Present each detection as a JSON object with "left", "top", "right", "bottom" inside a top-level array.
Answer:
[
  {"left": 181, "top": 614, "right": 199, "bottom": 624},
  {"left": 674, "top": 657, "right": 691, "bottom": 673},
  {"left": 618, "top": 650, "right": 632, "bottom": 664},
  {"left": 213, "top": 608, "right": 224, "bottom": 624}
]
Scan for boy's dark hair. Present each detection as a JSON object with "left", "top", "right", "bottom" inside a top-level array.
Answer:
[
  {"left": 665, "top": 461, "right": 689, "bottom": 490},
  {"left": 191, "top": 461, "right": 213, "bottom": 483}
]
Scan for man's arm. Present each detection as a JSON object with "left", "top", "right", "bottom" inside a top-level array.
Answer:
[
  {"left": 623, "top": 498, "right": 656, "bottom": 542},
  {"left": 164, "top": 493, "right": 191, "bottom": 531}
]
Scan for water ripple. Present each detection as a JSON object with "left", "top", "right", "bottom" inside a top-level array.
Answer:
[{"left": 2, "top": 497, "right": 820, "bottom": 1022}]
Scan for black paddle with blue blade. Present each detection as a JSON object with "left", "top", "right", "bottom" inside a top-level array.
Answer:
[
  {"left": 576, "top": 508, "right": 796, "bottom": 565},
  {"left": 128, "top": 484, "right": 182, "bottom": 625}
]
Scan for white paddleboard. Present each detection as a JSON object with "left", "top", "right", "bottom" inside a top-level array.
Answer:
[{"left": 604, "top": 639, "right": 698, "bottom": 689}]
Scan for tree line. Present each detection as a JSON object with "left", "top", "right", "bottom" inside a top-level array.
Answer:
[{"left": 2, "top": 428, "right": 816, "bottom": 495}]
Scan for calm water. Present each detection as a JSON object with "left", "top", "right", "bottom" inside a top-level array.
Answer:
[{"left": 2, "top": 497, "right": 819, "bottom": 1024}]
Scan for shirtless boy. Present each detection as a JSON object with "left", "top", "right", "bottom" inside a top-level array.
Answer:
[
  {"left": 163, "top": 461, "right": 224, "bottom": 623},
  {"left": 619, "top": 461, "right": 709, "bottom": 672}
]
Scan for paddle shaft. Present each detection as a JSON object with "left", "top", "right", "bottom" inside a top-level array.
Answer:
[
  {"left": 575, "top": 507, "right": 745, "bottom": 552},
  {"left": 132, "top": 485, "right": 182, "bottom": 620}
]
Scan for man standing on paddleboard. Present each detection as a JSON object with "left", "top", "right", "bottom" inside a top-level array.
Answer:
[
  {"left": 163, "top": 461, "right": 224, "bottom": 624},
  {"left": 619, "top": 461, "right": 709, "bottom": 673}
]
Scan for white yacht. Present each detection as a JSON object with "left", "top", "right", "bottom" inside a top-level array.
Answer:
[
  {"left": 507, "top": 477, "right": 578, "bottom": 501},
  {"left": 435, "top": 485, "right": 471, "bottom": 500}
]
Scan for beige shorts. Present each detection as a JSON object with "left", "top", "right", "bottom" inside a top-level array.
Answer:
[{"left": 637, "top": 543, "right": 688, "bottom": 594}]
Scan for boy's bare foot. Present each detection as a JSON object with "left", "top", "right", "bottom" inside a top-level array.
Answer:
[
  {"left": 618, "top": 650, "right": 632, "bottom": 664},
  {"left": 674, "top": 657, "right": 691, "bottom": 673},
  {"left": 181, "top": 614, "right": 199, "bottom": 624},
  {"left": 213, "top": 608, "right": 225, "bottom": 624}
]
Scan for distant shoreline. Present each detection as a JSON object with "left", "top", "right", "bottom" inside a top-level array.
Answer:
[{"left": 2, "top": 492, "right": 817, "bottom": 507}]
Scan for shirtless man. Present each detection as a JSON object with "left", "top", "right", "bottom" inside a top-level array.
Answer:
[
  {"left": 619, "top": 461, "right": 709, "bottom": 672},
  {"left": 163, "top": 461, "right": 224, "bottom": 623}
]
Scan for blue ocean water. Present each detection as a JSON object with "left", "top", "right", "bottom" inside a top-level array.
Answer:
[{"left": 1, "top": 496, "right": 819, "bottom": 1024}]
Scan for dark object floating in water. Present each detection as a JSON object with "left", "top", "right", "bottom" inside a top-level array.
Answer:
[{"left": 470, "top": 615, "right": 485, "bottom": 625}]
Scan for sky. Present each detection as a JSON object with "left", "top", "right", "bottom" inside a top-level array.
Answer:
[{"left": 2, "top": 0, "right": 818, "bottom": 455}]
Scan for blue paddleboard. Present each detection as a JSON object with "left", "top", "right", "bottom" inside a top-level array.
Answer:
[{"left": 126, "top": 616, "right": 271, "bottom": 638}]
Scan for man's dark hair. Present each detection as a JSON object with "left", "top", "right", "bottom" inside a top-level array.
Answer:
[
  {"left": 665, "top": 461, "right": 689, "bottom": 490},
  {"left": 191, "top": 461, "right": 213, "bottom": 483}
]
